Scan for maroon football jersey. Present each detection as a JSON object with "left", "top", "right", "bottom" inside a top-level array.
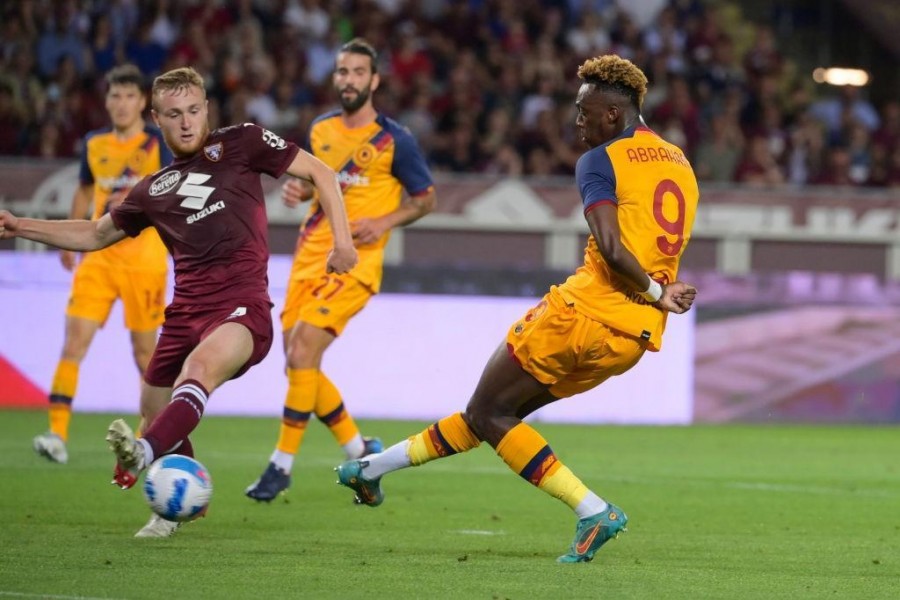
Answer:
[{"left": 111, "top": 123, "right": 300, "bottom": 306}]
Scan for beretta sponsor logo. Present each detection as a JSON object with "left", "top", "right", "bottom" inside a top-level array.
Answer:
[{"left": 149, "top": 171, "right": 181, "bottom": 196}]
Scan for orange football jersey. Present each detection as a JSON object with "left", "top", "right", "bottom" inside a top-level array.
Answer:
[
  {"left": 80, "top": 125, "right": 171, "bottom": 267},
  {"left": 556, "top": 125, "right": 699, "bottom": 350},
  {"left": 291, "top": 112, "right": 433, "bottom": 292}
]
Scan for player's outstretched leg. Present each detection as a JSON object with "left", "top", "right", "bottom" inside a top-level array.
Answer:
[
  {"left": 557, "top": 503, "right": 628, "bottom": 563},
  {"left": 488, "top": 420, "right": 627, "bottom": 562},
  {"left": 123, "top": 378, "right": 207, "bottom": 491},
  {"left": 335, "top": 412, "right": 481, "bottom": 506},
  {"left": 105, "top": 419, "right": 147, "bottom": 489},
  {"left": 335, "top": 459, "right": 383, "bottom": 506},
  {"left": 33, "top": 432, "right": 68, "bottom": 464}
]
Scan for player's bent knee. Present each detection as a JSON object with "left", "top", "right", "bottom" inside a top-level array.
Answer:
[
  {"left": 463, "top": 404, "right": 496, "bottom": 440},
  {"left": 178, "top": 360, "right": 213, "bottom": 387},
  {"left": 60, "top": 337, "right": 91, "bottom": 362},
  {"left": 284, "top": 337, "right": 324, "bottom": 369}
]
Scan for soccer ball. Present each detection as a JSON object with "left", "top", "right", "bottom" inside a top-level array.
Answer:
[{"left": 143, "top": 455, "right": 213, "bottom": 522}]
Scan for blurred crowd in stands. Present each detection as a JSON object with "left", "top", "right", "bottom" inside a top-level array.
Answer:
[{"left": 0, "top": 0, "right": 898, "bottom": 188}]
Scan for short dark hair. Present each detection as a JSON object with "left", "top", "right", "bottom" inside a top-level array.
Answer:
[
  {"left": 577, "top": 55, "right": 648, "bottom": 110},
  {"left": 105, "top": 64, "right": 145, "bottom": 90},
  {"left": 339, "top": 37, "right": 378, "bottom": 74}
]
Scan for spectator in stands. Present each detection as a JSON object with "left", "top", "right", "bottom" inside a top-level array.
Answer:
[
  {"left": 786, "top": 112, "right": 827, "bottom": 185},
  {"left": 749, "top": 102, "right": 789, "bottom": 167},
  {"left": 389, "top": 29, "right": 434, "bottom": 89},
  {"left": 431, "top": 117, "right": 481, "bottom": 173},
  {"left": 244, "top": 59, "right": 279, "bottom": 128},
  {"left": 846, "top": 122, "right": 873, "bottom": 185},
  {"left": 809, "top": 85, "right": 880, "bottom": 139},
  {"left": 124, "top": 19, "right": 166, "bottom": 78},
  {"left": 0, "top": 81, "right": 26, "bottom": 155},
  {"left": 695, "top": 35, "right": 743, "bottom": 98},
  {"left": 872, "top": 100, "right": 899, "bottom": 153},
  {"left": 812, "top": 145, "right": 856, "bottom": 187},
  {"left": 566, "top": 11, "right": 611, "bottom": 59},
  {"left": 35, "top": 7, "right": 87, "bottom": 78},
  {"left": 742, "top": 24, "right": 783, "bottom": 87},
  {"left": 694, "top": 112, "right": 744, "bottom": 182},
  {"left": 888, "top": 146, "right": 900, "bottom": 188},
  {"left": 306, "top": 29, "right": 344, "bottom": 86},
  {"left": 734, "top": 135, "right": 786, "bottom": 187},
  {"left": 0, "top": 0, "right": 891, "bottom": 193},
  {"left": 284, "top": 0, "right": 330, "bottom": 40},
  {"left": 482, "top": 143, "right": 524, "bottom": 177},
  {"left": 399, "top": 91, "right": 437, "bottom": 150},
  {"left": 479, "top": 107, "right": 516, "bottom": 164},
  {"left": 89, "top": 14, "right": 119, "bottom": 74},
  {"left": 651, "top": 75, "right": 700, "bottom": 152},
  {"left": 146, "top": 0, "right": 178, "bottom": 50},
  {"left": 0, "top": 12, "right": 31, "bottom": 63}
]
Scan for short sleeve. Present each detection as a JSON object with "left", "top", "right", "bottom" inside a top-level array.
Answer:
[
  {"left": 79, "top": 137, "right": 94, "bottom": 186},
  {"left": 110, "top": 187, "right": 152, "bottom": 237},
  {"left": 576, "top": 148, "right": 617, "bottom": 213},
  {"left": 239, "top": 123, "right": 301, "bottom": 178},
  {"left": 390, "top": 126, "right": 434, "bottom": 196}
]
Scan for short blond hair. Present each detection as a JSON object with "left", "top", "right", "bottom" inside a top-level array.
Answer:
[
  {"left": 151, "top": 67, "right": 206, "bottom": 110},
  {"left": 577, "top": 55, "right": 648, "bottom": 110}
]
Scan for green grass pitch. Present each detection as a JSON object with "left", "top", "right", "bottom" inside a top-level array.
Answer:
[{"left": 1, "top": 409, "right": 898, "bottom": 599}]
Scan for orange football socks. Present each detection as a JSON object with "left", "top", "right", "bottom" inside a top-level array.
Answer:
[{"left": 48, "top": 359, "right": 78, "bottom": 441}]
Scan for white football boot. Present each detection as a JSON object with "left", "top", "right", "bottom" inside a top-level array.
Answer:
[
  {"left": 33, "top": 432, "right": 68, "bottom": 464},
  {"left": 105, "top": 419, "right": 145, "bottom": 489},
  {"left": 134, "top": 514, "right": 181, "bottom": 538}
]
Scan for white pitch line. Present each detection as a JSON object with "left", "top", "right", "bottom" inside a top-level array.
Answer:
[{"left": 454, "top": 529, "right": 506, "bottom": 536}]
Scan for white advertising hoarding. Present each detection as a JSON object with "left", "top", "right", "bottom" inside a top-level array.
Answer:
[{"left": 0, "top": 252, "right": 694, "bottom": 424}]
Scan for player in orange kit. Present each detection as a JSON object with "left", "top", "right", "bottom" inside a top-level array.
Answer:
[
  {"left": 246, "top": 38, "right": 436, "bottom": 501},
  {"left": 335, "top": 54, "right": 699, "bottom": 563},
  {"left": 33, "top": 65, "right": 171, "bottom": 464}
]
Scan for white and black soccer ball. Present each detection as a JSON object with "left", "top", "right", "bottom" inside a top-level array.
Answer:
[{"left": 143, "top": 455, "right": 213, "bottom": 522}]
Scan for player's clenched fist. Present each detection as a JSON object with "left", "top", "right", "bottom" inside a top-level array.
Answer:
[
  {"left": 281, "top": 178, "right": 315, "bottom": 208},
  {"left": 0, "top": 210, "right": 19, "bottom": 239},
  {"left": 656, "top": 281, "right": 697, "bottom": 314},
  {"left": 326, "top": 245, "right": 358, "bottom": 275}
]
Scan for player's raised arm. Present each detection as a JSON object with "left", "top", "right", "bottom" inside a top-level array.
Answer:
[
  {"left": 284, "top": 149, "right": 357, "bottom": 274},
  {"left": 0, "top": 210, "right": 127, "bottom": 251}
]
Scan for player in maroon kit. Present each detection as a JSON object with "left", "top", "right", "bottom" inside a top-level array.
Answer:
[{"left": 0, "top": 67, "right": 358, "bottom": 537}]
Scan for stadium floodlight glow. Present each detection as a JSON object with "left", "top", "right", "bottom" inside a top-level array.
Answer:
[{"left": 811, "top": 67, "right": 870, "bottom": 87}]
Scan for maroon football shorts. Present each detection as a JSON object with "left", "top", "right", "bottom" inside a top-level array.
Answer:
[{"left": 144, "top": 297, "right": 274, "bottom": 388}]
